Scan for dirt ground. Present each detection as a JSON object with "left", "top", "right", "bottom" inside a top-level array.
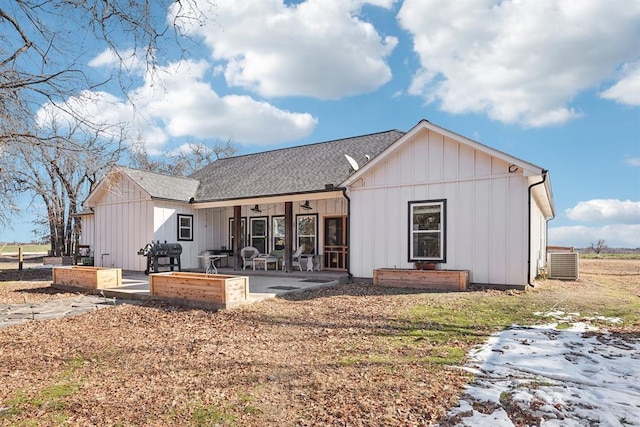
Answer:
[
  {"left": 0, "top": 259, "right": 638, "bottom": 426},
  {"left": 578, "top": 258, "right": 640, "bottom": 275}
]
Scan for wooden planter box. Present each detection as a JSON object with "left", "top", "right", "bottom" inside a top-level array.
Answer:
[
  {"left": 149, "top": 272, "right": 249, "bottom": 310},
  {"left": 44, "top": 256, "right": 73, "bottom": 266},
  {"left": 373, "top": 268, "right": 469, "bottom": 291},
  {"left": 52, "top": 266, "right": 122, "bottom": 290}
]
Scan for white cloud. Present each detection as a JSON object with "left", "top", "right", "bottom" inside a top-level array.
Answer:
[
  {"left": 600, "top": 61, "right": 640, "bottom": 106},
  {"left": 171, "top": 0, "right": 397, "bottom": 99},
  {"left": 398, "top": 0, "right": 640, "bottom": 127},
  {"left": 553, "top": 199, "right": 640, "bottom": 248},
  {"left": 549, "top": 224, "right": 640, "bottom": 249},
  {"left": 565, "top": 199, "right": 640, "bottom": 224},
  {"left": 626, "top": 157, "right": 640, "bottom": 167},
  {"left": 88, "top": 48, "right": 146, "bottom": 74},
  {"left": 46, "top": 59, "right": 317, "bottom": 150},
  {"left": 35, "top": 90, "right": 149, "bottom": 143},
  {"left": 132, "top": 60, "right": 318, "bottom": 145}
]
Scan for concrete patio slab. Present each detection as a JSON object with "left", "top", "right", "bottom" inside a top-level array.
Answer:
[
  {"left": 2, "top": 269, "right": 347, "bottom": 328},
  {"left": 103, "top": 269, "right": 345, "bottom": 300}
]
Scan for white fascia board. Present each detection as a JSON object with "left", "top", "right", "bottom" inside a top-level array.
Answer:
[
  {"left": 71, "top": 210, "right": 94, "bottom": 217},
  {"left": 529, "top": 173, "right": 555, "bottom": 219},
  {"left": 84, "top": 167, "right": 152, "bottom": 207},
  {"left": 84, "top": 173, "right": 113, "bottom": 207},
  {"left": 192, "top": 190, "right": 345, "bottom": 209}
]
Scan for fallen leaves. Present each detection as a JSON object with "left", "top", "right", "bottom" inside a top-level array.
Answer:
[
  {"left": 1, "top": 258, "right": 637, "bottom": 426},
  {"left": 1, "top": 285, "right": 471, "bottom": 426}
]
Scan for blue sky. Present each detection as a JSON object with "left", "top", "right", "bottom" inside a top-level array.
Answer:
[{"left": 2, "top": 0, "right": 639, "bottom": 248}]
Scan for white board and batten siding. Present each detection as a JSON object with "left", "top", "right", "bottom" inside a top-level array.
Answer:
[
  {"left": 88, "top": 172, "right": 154, "bottom": 271},
  {"left": 153, "top": 202, "right": 203, "bottom": 270},
  {"left": 79, "top": 214, "right": 95, "bottom": 248},
  {"left": 529, "top": 187, "right": 549, "bottom": 281},
  {"left": 86, "top": 172, "right": 210, "bottom": 271},
  {"left": 348, "top": 127, "right": 531, "bottom": 287}
]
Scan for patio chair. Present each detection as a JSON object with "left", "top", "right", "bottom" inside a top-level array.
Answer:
[
  {"left": 240, "top": 246, "right": 260, "bottom": 270},
  {"left": 269, "top": 249, "right": 285, "bottom": 270},
  {"left": 290, "top": 247, "right": 304, "bottom": 271}
]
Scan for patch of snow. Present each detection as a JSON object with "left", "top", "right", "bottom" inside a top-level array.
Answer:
[
  {"left": 534, "top": 310, "right": 622, "bottom": 324},
  {"left": 444, "top": 318, "right": 640, "bottom": 426}
]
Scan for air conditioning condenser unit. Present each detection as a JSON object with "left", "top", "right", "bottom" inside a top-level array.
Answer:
[{"left": 547, "top": 252, "right": 579, "bottom": 280}]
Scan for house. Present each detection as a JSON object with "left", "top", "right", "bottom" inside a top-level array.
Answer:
[{"left": 79, "top": 119, "right": 554, "bottom": 289}]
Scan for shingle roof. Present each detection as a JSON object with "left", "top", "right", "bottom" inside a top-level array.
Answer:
[
  {"left": 189, "top": 130, "right": 405, "bottom": 201},
  {"left": 120, "top": 167, "right": 200, "bottom": 202}
]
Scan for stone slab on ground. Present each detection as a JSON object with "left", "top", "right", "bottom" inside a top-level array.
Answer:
[{"left": 0, "top": 294, "right": 129, "bottom": 329}]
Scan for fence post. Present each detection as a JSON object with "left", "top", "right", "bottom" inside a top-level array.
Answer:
[{"left": 18, "top": 246, "right": 23, "bottom": 270}]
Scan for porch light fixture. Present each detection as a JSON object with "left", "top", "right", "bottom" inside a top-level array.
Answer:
[
  {"left": 251, "top": 204, "right": 262, "bottom": 213},
  {"left": 300, "top": 201, "right": 312, "bottom": 210}
]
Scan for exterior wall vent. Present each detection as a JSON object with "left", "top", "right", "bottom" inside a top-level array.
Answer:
[{"left": 547, "top": 252, "right": 579, "bottom": 280}]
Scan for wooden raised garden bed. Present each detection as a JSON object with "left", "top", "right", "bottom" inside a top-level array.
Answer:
[
  {"left": 149, "top": 272, "right": 249, "bottom": 310},
  {"left": 373, "top": 268, "right": 469, "bottom": 291},
  {"left": 52, "top": 266, "right": 122, "bottom": 290},
  {"left": 44, "top": 256, "right": 73, "bottom": 266}
]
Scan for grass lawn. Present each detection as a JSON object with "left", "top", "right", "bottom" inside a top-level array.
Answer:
[
  {"left": 0, "top": 259, "right": 638, "bottom": 426},
  {"left": 0, "top": 244, "right": 49, "bottom": 254}
]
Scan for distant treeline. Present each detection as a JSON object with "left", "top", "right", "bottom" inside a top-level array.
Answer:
[
  {"left": 577, "top": 247, "right": 640, "bottom": 254},
  {"left": 2, "top": 241, "right": 48, "bottom": 246}
]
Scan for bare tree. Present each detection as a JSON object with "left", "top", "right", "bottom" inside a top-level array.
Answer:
[
  {"left": 590, "top": 239, "right": 607, "bottom": 257},
  {"left": 0, "top": 147, "right": 20, "bottom": 226},
  {"left": 1, "top": 0, "right": 213, "bottom": 148},
  {"left": 1, "top": 0, "right": 214, "bottom": 241},
  {"left": 10, "top": 117, "right": 125, "bottom": 255},
  {"left": 129, "top": 138, "right": 237, "bottom": 176}
]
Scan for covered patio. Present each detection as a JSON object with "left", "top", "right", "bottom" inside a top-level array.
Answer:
[{"left": 95, "top": 267, "right": 349, "bottom": 307}]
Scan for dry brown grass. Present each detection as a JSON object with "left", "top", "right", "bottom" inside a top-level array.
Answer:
[{"left": 0, "top": 259, "right": 638, "bottom": 426}]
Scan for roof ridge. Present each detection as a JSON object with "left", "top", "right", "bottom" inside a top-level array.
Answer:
[
  {"left": 117, "top": 165, "right": 199, "bottom": 181},
  {"left": 215, "top": 129, "right": 405, "bottom": 162}
]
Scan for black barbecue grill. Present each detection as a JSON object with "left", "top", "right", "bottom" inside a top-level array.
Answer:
[{"left": 137, "top": 241, "right": 182, "bottom": 275}]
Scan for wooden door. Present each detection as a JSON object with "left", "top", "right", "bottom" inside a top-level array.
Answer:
[{"left": 323, "top": 216, "right": 347, "bottom": 270}]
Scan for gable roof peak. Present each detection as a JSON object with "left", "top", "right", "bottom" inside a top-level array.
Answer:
[{"left": 115, "top": 165, "right": 199, "bottom": 202}]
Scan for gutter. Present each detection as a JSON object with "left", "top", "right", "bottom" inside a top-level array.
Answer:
[
  {"left": 527, "top": 170, "right": 551, "bottom": 287},
  {"left": 339, "top": 187, "right": 353, "bottom": 281}
]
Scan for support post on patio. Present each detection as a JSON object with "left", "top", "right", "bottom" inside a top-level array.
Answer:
[
  {"left": 284, "top": 201, "right": 293, "bottom": 272},
  {"left": 233, "top": 205, "right": 242, "bottom": 271}
]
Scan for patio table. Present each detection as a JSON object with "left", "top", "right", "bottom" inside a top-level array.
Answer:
[
  {"left": 198, "top": 254, "right": 227, "bottom": 274},
  {"left": 253, "top": 255, "right": 280, "bottom": 271}
]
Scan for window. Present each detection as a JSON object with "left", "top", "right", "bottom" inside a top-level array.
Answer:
[
  {"left": 408, "top": 200, "right": 446, "bottom": 262},
  {"left": 272, "top": 216, "right": 285, "bottom": 250},
  {"left": 177, "top": 214, "right": 193, "bottom": 241},
  {"left": 250, "top": 217, "right": 268, "bottom": 253},
  {"left": 296, "top": 214, "right": 317, "bottom": 254}
]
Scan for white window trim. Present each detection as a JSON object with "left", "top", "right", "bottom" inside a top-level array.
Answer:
[
  {"left": 177, "top": 214, "right": 193, "bottom": 241},
  {"left": 272, "top": 216, "right": 285, "bottom": 251},
  {"left": 408, "top": 199, "right": 446, "bottom": 263},
  {"left": 296, "top": 213, "right": 318, "bottom": 254}
]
